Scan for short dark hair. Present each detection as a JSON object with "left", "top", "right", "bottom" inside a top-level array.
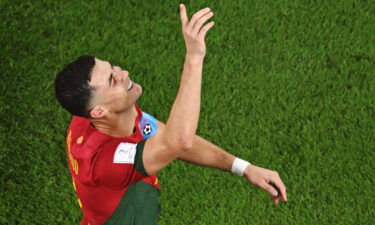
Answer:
[{"left": 55, "top": 55, "right": 95, "bottom": 118}]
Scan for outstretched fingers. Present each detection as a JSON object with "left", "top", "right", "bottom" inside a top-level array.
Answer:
[
  {"left": 179, "top": 4, "right": 215, "bottom": 56},
  {"left": 188, "top": 7, "right": 211, "bottom": 29},
  {"left": 192, "top": 11, "right": 214, "bottom": 35},
  {"left": 197, "top": 21, "right": 215, "bottom": 40},
  {"left": 179, "top": 4, "right": 215, "bottom": 38}
]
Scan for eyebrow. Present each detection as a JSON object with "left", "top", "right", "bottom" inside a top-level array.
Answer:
[{"left": 108, "top": 62, "right": 113, "bottom": 87}]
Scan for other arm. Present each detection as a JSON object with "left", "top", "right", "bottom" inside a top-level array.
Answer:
[{"left": 156, "top": 120, "right": 287, "bottom": 204}]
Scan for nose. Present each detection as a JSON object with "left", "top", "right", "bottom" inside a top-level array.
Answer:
[
  {"left": 113, "top": 70, "right": 129, "bottom": 82},
  {"left": 113, "top": 66, "right": 128, "bottom": 75}
]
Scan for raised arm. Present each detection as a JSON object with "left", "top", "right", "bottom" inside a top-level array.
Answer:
[
  {"left": 142, "top": 4, "right": 215, "bottom": 176},
  {"left": 164, "top": 4, "right": 214, "bottom": 148}
]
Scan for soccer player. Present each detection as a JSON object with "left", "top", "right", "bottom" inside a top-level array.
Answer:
[{"left": 54, "top": 4, "right": 287, "bottom": 225}]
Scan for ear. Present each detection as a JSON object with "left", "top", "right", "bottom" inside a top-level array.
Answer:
[{"left": 89, "top": 106, "right": 108, "bottom": 119}]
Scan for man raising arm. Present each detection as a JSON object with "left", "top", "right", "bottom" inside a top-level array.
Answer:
[
  {"left": 144, "top": 3, "right": 287, "bottom": 204},
  {"left": 54, "top": 4, "right": 286, "bottom": 225}
]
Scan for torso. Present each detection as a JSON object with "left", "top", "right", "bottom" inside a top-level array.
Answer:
[{"left": 65, "top": 104, "right": 160, "bottom": 225}]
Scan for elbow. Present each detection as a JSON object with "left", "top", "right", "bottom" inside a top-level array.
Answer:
[
  {"left": 179, "top": 136, "right": 194, "bottom": 151},
  {"left": 168, "top": 134, "right": 194, "bottom": 152},
  {"left": 164, "top": 124, "right": 196, "bottom": 151}
]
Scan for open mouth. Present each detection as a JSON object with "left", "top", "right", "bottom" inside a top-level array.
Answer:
[{"left": 127, "top": 81, "right": 134, "bottom": 92}]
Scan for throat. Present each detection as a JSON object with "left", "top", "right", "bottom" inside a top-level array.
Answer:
[{"left": 91, "top": 105, "right": 138, "bottom": 138}]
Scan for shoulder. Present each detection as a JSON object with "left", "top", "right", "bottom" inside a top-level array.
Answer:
[
  {"left": 67, "top": 116, "right": 110, "bottom": 151},
  {"left": 70, "top": 116, "right": 89, "bottom": 128},
  {"left": 67, "top": 116, "right": 91, "bottom": 141}
]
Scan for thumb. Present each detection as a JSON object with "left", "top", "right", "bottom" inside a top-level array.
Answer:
[
  {"left": 259, "top": 181, "right": 278, "bottom": 197},
  {"left": 179, "top": 4, "right": 188, "bottom": 26}
]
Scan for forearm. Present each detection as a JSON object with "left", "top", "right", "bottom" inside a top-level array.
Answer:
[
  {"left": 177, "top": 135, "right": 236, "bottom": 171},
  {"left": 165, "top": 55, "right": 203, "bottom": 146}
]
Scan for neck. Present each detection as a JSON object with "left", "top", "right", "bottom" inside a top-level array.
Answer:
[{"left": 91, "top": 105, "right": 138, "bottom": 137}]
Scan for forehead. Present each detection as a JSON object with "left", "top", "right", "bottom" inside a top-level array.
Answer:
[{"left": 90, "top": 58, "right": 110, "bottom": 87}]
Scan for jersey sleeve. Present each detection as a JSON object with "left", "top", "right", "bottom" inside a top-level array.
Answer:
[
  {"left": 92, "top": 139, "right": 149, "bottom": 190},
  {"left": 134, "top": 139, "right": 148, "bottom": 177}
]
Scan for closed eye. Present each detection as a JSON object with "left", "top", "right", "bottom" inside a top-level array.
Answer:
[
  {"left": 109, "top": 73, "right": 113, "bottom": 87},
  {"left": 108, "top": 62, "right": 114, "bottom": 87}
]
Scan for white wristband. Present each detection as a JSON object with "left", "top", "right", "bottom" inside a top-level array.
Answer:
[{"left": 231, "top": 157, "right": 251, "bottom": 176}]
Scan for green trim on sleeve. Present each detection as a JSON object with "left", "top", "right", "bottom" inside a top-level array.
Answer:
[{"left": 134, "top": 139, "right": 149, "bottom": 177}]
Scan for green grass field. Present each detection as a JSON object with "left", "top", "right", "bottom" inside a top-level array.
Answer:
[{"left": 1, "top": 0, "right": 374, "bottom": 224}]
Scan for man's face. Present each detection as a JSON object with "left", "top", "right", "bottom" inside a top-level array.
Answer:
[{"left": 89, "top": 58, "right": 142, "bottom": 114}]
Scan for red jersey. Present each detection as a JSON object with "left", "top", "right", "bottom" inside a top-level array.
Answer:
[{"left": 65, "top": 104, "right": 160, "bottom": 225}]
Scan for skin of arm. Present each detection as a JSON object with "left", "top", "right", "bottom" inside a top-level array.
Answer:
[
  {"left": 178, "top": 135, "right": 235, "bottom": 171},
  {"left": 156, "top": 120, "right": 288, "bottom": 204},
  {"left": 163, "top": 5, "right": 215, "bottom": 149},
  {"left": 164, "top": 55, "right": 203, "bottom": 149},
  {"left": 142, "top": 4, "right": 215, "bottom": 175},
  {"left": 155, "top": 120, "right": 235, "bottom": 171}
]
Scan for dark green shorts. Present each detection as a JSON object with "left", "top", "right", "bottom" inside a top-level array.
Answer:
[{"left": 103, "top": 181, "right": 160, "bottom": 225}]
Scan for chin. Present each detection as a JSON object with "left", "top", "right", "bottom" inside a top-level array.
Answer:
[
  {"left": 133, "top": 83, "right": 142, "bottom": 100},
  {"left": 136, "top": 83, "right": 142, "bottom": 94}
]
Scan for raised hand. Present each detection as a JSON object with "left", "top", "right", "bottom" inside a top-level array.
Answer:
[
  {"left": 179, "top": 4, "right": 215, "bottom": 57},
  {"left": 244, "top": 165, "right": 288, "bottom": 204}
]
